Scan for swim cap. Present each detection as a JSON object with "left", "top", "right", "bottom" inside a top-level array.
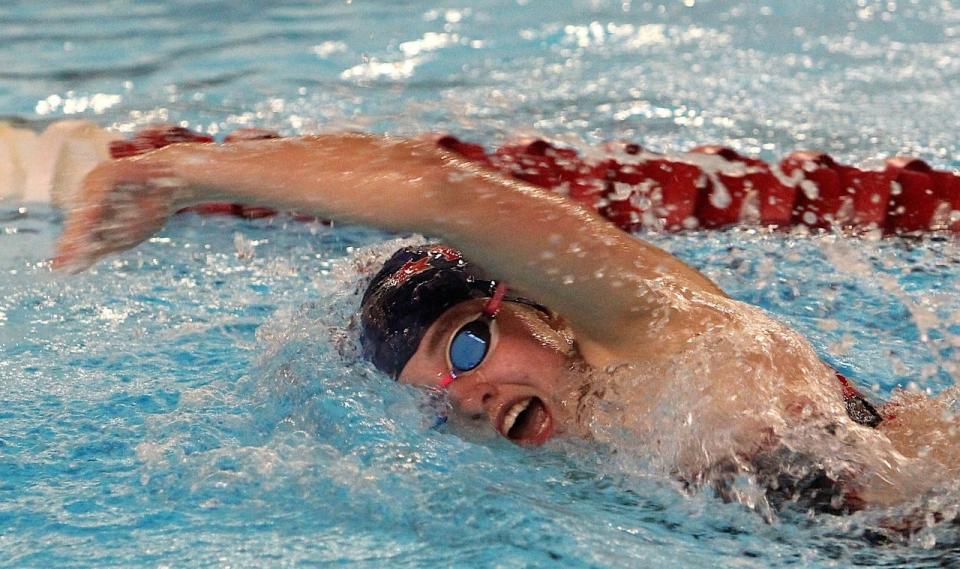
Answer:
[{"left": 360, "top": 244, "right": 496, "bottom": 378}]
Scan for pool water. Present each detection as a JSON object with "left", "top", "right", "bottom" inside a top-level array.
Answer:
[{"left": 2, "top": 1, "right": 960, "bottom": 566}]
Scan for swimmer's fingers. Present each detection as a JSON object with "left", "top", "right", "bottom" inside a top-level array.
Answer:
[
  {"left": 54, "top": 160, "right": 181, "bottom": 272},
  {"left": 54, "top": 163, "right": 121, "bottom": 271}
]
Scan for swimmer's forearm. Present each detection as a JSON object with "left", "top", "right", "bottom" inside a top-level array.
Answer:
[{"left": 164, "top": 134, "right": 457, "bottom": 232}]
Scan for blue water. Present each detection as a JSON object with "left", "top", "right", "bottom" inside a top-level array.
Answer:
[{"left": 2, "top": 1, "right": 960, "bottom": 567}]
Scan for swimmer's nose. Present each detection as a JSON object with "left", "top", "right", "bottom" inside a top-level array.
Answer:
[{"left": 451, "top": 381, "right": 498, "bottom": 418}]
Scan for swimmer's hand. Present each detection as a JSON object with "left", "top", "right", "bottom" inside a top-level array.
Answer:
[{"left": 53, "top": 159, "right": 183, "bottom": 272}]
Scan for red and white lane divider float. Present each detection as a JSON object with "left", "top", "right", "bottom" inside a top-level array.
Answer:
[{"left": 2, "top": 120, "right": 958, "bottom": 235}]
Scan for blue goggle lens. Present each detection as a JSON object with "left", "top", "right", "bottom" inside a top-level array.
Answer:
[{"left": 449, "top": 320, "right": 491, "bottom": 372}]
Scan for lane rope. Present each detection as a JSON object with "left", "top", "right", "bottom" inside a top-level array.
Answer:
[{"left": 106, "top": 124, "right": 960, "bottom": 236}]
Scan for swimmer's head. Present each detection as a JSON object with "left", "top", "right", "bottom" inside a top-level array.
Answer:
[
  {"left": 360, "top": 244, "right": 496, "bottom": 378},
  {"left": 361, "top": 244, "right": 581, "bottom": 445}
]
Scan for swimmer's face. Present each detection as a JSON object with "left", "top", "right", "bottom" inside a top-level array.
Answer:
[{"left": 399, "top": 299, "right": 580, "bottom": 445}]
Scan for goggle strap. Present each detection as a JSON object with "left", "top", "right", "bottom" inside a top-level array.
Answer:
[
  {"left": 483, "top": 282, "right": 508, "bottom": 318},
  {"left": 438, "top": 371, "right": 457, "bottom": 388}
]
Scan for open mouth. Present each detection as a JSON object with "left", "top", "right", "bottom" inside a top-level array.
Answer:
[{"left": 499, "top": 396, "right": 553, "bottom": 445}]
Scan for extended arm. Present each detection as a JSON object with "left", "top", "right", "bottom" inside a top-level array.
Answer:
[{"left": 56, "top": 133, "right": 725, "bottom": 357}]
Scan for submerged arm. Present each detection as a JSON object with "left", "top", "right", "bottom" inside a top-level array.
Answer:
[{"left": 56, "top": 134, "right": 725, "bottom": 359}]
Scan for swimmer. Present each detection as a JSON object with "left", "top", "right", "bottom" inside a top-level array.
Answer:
[{"left": 54, "top": 133, "right": 960, "bottom": 514}]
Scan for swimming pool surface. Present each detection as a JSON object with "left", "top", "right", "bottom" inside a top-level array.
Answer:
[{"left": 2, "top": 1, "right": 960, "bottom": 566}]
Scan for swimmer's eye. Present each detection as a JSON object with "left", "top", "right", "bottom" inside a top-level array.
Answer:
[
  {"left": 436, "top": 281, "right": 505, "bottom": 389},
  {"left": 448, "top": 320, "right": 492, "bottom": 373}
]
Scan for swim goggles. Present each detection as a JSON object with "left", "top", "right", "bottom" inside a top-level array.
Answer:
[
  {"left": 436, "top": 282, "right": 508, "bottom": 388},
  {"left": 425, "top": 282, "right": 550, "bottom": 428},
  {"left": 423, "top": 283, "right": 505, "bottom": 429}
]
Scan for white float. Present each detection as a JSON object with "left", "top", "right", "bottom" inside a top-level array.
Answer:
[{"left": 0, "top": 120, "right": 119, "bottom": 207}]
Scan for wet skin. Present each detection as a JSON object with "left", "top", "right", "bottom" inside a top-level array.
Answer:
[{"left": 399, "top": 298, "right": 584, "bottom": 445}]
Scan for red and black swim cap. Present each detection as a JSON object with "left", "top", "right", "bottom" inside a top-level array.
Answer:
[{"left": 360, "top": 244, "right": 496, "bottom": 378}]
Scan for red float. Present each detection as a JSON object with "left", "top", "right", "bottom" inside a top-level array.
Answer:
[
  {"left": 492, "top": 139, "right": 607, "bottom": 210},
  {"left": 781, "top": 152, "right": 846, "bottom": 229},
  {"left": 109, "top": 124, "right": 214, "bottom": 159},
  {"left": 692, "top": 146, "right": 795, "bottom": 228},
  {"left": 935, "top": 171, "right": 960, "bottom": 232},
  {"left": 436, "top": 135, "right": 491, "bottom": 166},
  {"left": 838, "top": 166, "right": 893, "bottom": 231},
  {"left": 884, "top": 157, "right": 940, "bottom": 234},
  {"left": 602, "top": 153, "right": 702, "bottom": 231}
]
